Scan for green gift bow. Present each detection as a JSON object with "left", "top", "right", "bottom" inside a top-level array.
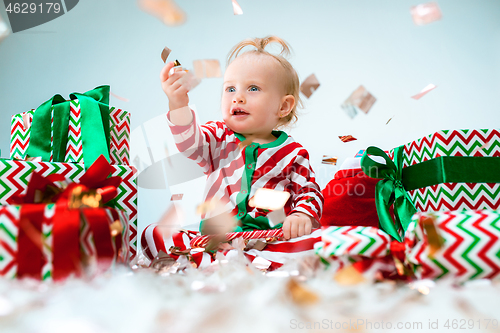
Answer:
[
  {"left": 361, "top": 145, "right": 500, "bottom": 242},
  {"left": 26, "top": 85, "right": 111, "bottom": 170}
]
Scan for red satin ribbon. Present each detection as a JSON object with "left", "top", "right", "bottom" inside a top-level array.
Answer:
[
  {"left": 17, "top": 204, "right": 47, "bottom": 279},
  {"left": 12, "top": 155, "right": 123, "bottom": 280}
]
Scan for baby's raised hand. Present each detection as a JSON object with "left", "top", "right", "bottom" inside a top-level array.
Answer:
[
  {"left": 160, "top": 61, "right": 190, "bottom": 111},
  {"left": 282, "top": 212, "right": 314, "bottom": 240}
]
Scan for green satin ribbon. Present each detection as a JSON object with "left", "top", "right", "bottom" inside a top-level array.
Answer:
[
  {"left": 26, "top": 86, "right": 111, "bottom": 170},
  {"left": 361, "top": 146, "right": 416, "bottom": 242},
  {"left": 361, "top": 145, "right": 500, "bottom": 242}
]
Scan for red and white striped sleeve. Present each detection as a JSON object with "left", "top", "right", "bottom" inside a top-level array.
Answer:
[
  {"left": 166, "top": 110, "right": 233, "bottom": 175},
  {"left": 288, "top": 148, "right": 324, "bottom": 224}
]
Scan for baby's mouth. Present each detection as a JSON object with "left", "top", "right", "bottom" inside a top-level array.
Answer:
[{"left": 231, "top": 108, "right": 249, "bottom": 116}]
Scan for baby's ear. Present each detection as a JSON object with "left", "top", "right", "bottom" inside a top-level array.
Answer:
[{"left": 279, "top": 95, "right": 295, "bottom": 117}]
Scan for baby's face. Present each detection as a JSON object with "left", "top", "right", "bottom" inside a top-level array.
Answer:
[{"left": 221, "top": 53, "right": 286, "bottom": 137}]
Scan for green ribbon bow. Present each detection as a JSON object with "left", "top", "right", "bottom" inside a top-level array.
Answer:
[
  {"left": 361, "top": 146, "right": 416, "bottom": 242},
  {"left": 26, "top": 85, "right": 111, "bottom": 170},
  {"left": 361, "top": 145, "right": 500, "bottom": 242}
]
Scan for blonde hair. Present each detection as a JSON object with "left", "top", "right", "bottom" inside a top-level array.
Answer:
[{"left": 226, "top": 36, "right": 302, "bottom": 128}]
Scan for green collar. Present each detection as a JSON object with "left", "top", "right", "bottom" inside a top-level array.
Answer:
[{"left": 234, "top": 130, "right": 288, "bottom": 148}]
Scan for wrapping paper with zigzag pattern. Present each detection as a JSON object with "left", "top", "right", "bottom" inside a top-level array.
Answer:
[
  {"left": 0, "top": 204, "right": 129, "bottom": 280},
  {"left": 0, "top": 159, "right": 138, "bottom": 260},
  {"left": 315, "top": 210, "right": 500, "bottom": 281},
  {"left": 391, "top": 129, "right": 500, "bottom": 212},
  {"left": 9, "top": 100, "right": 130, "bottom": 165}
]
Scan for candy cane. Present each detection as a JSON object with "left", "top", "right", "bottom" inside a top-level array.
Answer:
[{"left": 190, "top": 229, "right": 284, "bottom": 248}]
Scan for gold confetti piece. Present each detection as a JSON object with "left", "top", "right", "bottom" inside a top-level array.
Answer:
[
  {"left": 305, "top": 197, "right": 315, "bottom": 203},
  {"left": 110, "top": 91, "right": 129, "bottom": 102},
  {"left": 386, "top": 115, "right": 394, "bottom": 125},
  {"left": 472, "top": 141, "right": 491, "bottom": 155},
  {"left": 161, "top": 46, "right": 171, "bottom": 63},
  {"left": 231, "top": 0, "right": 243, "bottom": 15},
  {"left": 334, "top": 265, "right": 366, "bottom": 285},
  {"left": 321, "top": 155, "right": 338, "bottom": 165},
  {"left": 238, "top": 138, "right": 253, "bottom": 149},
  {"left": 68, "top": 186, "right": 102, "bottom": 209},
  {"left": 170, "top": 193, "right": 183, "bottom": 201},
  {"left": 138, "top": 0, "right": 186, "bottom": 26},
  {"left": 341, "top": 85, "right": 376, "bottom": 116},
  {"left": 201, "top": 211, "right": 237, "bottom": 237},
  {"left": 192, "top": 59, "right": 222, "bottom": 79},
  {"left": 411, "top": 2, "right": 442, "bottom": 26},
  {"left": 421, "top": 215, "right": 444, "bottom": 258},
  {"left": 286, "top": 278, "right": 319, "bottom": 305},
  {"left": 22, "top": 112, "right": 32, "bottom": 130},
  {"left": 245, "top": 239, "right": 267, "bottom": 251},
  {"left": 0, "top": 16, "right": 9, "bottom": 44},
  {"left": 339, "top": 135, "right": 357, "bottom": 143},
  {"left": 299, "top": 74, "right": 320, "bottom": 99},
  {"left": 252, "top": 257, "right": 272, "bottom": 270},
  {"left": 156, "top": 204, "right": 183, "bottom": 240},
  {"left": 411, "top": 83, "right": 437, "bottom": 100},
  {"left": 248, "top": 188, "right": 290, "bottom": 211},
  {"left": 109, "top": 220, "right": 123, "bottom": 238}
]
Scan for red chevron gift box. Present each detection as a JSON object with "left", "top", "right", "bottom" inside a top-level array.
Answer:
[
  {"left": 361, "top": 129, "right": 500, "bottom": 242},
  {"left": 10, "top": 85, "right": 130, "bottom": 167},
  {"left": 406, "top": 210, "right": 500, "bottom": 282},
  {"left": 0, "top": 156, "right": 138, "bottom": 261},
  {"left": 0, "top": 156, "right": 130, "bottom": 280}
]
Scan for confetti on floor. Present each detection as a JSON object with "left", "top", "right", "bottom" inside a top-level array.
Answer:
[
  {"left": 170, "top": 194, "right": 183, "bottom": 201},
  {"left": 110, "top": 91, "right": 129, "bottom": 102},
  {"left": 411, "top": 83, "right": 437, "bottom": 100},
  {"left": 299, "top": 74, "right": 320, "bottom": 99},
  {"left": 411, "top": 2, "right": 443, "bottom": 26},
  {"left": 339, "top": 135, "right": 357, "bottom": 143}
]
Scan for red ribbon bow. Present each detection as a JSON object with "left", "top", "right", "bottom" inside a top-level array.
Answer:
[{"left": 10, "top": 155, "right": 123, "bottom": 280}]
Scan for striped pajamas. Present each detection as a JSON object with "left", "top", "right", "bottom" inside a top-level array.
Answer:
[{"left": 141, "top": 110, "right": 324, "bottom": 266}]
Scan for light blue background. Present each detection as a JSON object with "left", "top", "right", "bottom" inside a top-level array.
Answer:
[{"left": 1, "top": 0, "right": 499, "bottom": 233}]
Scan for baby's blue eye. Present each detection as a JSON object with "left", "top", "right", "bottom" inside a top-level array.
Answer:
[
  {"left": 249, "top": 86, "right": 259, "bottom": 92},
  {"left": 226, "top": 87, "right": 235, "bottom": 92}
]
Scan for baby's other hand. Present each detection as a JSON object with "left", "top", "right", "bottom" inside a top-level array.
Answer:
[
  {"left": 160, "top": 61, "right": 190, "bottom": 111},
  {"left": 282, "top": 212, "right": 314, "bottom": 240}
]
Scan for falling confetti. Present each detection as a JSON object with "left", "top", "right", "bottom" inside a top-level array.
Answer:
[
  {"left": 339, "top": 135, "right": 357, "bottom": 143},
  {"left": 420, "top": 216, "right": 444, "bottom": 258},
  {"left": 341, "top": 85, "right": 376, "bottom": 118},
  {"left": 472, "top": 141, "right": 491, "bottom": 155},
  {"left": 192, "top": 59, "right": 222, "bottom": 79},
  {"left": 138, "top": 0, "right": 186, "bottom": 26},
  {"left": 110, "top": 91, "right": 129, "bottom": 102},
  {"left": 161, "top": 46, "right": 172, "bottom": 63},
  {"left": 411, "top": 84, "right": 437, "bottom": 100},
  {"left": 231, "top": 0, "right": 243, "bottom": 15},
  {"left": 155, "top": 203, "right": 184, "bottom": 240},
  {"left": 109, "top": 220, "right": 124, "bottom": 238},
  {"left": 299, "top": 74, "right": 320, "bottom": 98},
  {"left": 248, "top": 188, "right": 290, "bottom": 211},
  {"left": 238, "top": 138, "right": 253, "bottom": 149},
  {"left": 170, "top": 194, "right": 183, "bottom": 201},
  {"left": 386, "top": 115, "right": 395, "bottom": 125},
  {"left": 411, "top": 2, "right": 442, "bottom": 26},
  {"left": 0, "top": 16, "right": 9, "bottom": 44},
  {"left": 321, "top": 155, "right": 338, "bottom": 165}
]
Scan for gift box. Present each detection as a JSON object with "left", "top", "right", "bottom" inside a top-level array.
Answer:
[
  {"left": 0, "top": 204, "right": 129, "bottom": 280},
  {"left": 0, "top": 158, "right": 138, "bottom": 260},
  {"left": 9, "top": 85, "right": 130, "bottom": 167},
  {"left": 316, "top": 209, "right": 500, "bottom": 282},
  {"left": 406, "top": 210, "right": 500, "bottom": 282},
  {"left": 361, "top": 129, "right": 500, "bottom": 241}
]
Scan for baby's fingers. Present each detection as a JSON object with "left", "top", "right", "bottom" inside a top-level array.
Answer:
[
  {"left": 282, "top": 219, "right": 291, "bottom": 240},
  {"left": 160, "top": 61, "right": 175, "bottom": 82}
]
